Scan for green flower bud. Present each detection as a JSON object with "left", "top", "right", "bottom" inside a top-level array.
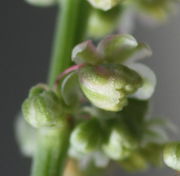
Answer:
[
  {"left": 22, "top": 85, "right": 64, "bottom": 128},
  {"left": 163, "top": 142, "right": 180, "bottom": 171},
  {"left": 25, "top": 0, "right": 57, "bottom": 7},
  {"left": 87, "top": 7, "right": 122, "bottom": 38},
  {"left": 70, "top": 118, "right": 104, "bottom": 154},
  {"left": 103, "top": 121, "right": 138, "bottom": 160},
  {"left": 78, "top": 64, "right": 142, "bottom": 111},
  {"left": 87, "top": 0, "right": 123, "bottom": 11}
]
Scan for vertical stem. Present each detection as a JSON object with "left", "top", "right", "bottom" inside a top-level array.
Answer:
[
  {"left": 48, "top": 0, "right": 90, "bottom": 87},
  {"left": 31, "top": 123, "right": 71, "bottom": 176},
  {"left": 31, "top": 0, "right": 91, "bottom": 176}
]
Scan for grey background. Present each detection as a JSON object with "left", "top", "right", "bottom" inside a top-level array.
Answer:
[{"left": 2, "top": 1, "right": 180, "bottom": 175}]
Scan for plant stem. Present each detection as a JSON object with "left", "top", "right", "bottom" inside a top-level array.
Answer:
[
  {"left": 33, "top": 0, "right": 91, "bottom": 176},
  {"left": 31, "top": 123, "right": 71, "bottom": 176},
  {"left": 48, "top": 0, "right": 91, "bottom": 87}
]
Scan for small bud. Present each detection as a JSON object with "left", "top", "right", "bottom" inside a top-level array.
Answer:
[
  {"left": 78, "top": 64, "right": 142, "bottom": 111},
  {"left": 163, "top": 142, "right": 180, "bottom": 171},
  {"left": 103, "top": 121, "right": 138, "bottom": 160},
  {"left": 22, "top": 85, "right": 64, "bottom": 128},
  {"left": 87, "top": 7, "right": 122, "bottom": 38},
  {"left": 25, "top": 0, "right": 57, "bottom": 7},
  {"left": 70, "top": 118, "right": 104, "bottom": 154},
  {"left": 87, "top": 0, "right": 122, "bottom": 11}
]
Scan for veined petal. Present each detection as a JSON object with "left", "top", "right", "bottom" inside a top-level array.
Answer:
[{"left": 127, "top": 63, "right": 156, "bottom": 100}]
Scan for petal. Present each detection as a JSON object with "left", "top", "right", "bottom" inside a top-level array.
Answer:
[
  {"left": 61, "top": 72, "right": 83, "bottom": 105},
  {"left": 72, "top": 40, "right": 102, "bottom": 65},
  {"left": 124, "top": 43, "right": 152, "bottom": 63},
  {"left": 127, "top": 63, "right": 157, "bottom": 100},
  {"left": 97, "top": 34, "right": 138, "bottom": 57},
  {"left": 97, "top": 34, "right": 151, "bottom": 64}
]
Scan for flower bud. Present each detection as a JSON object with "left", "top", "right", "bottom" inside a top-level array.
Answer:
[
  {"left": 22, "top": 85, "right": 64, "bottom": 128},
  {"left": 25, "top": 0, "right": 57, "bottom": 7},
  {"left": 70, "top": 118, "right": 104, "bottom": 154},
  {"left": 103, "top": 121, "right": 138, "bottom": 160},
  {"left": 78, "top": 64, "right": 142, "bottom": 111},
  {"left": 87, "top": 7, "right": 122, "bottom": 38},
  {"left": 87, "top": 0, "right": 122, "bottom": 11},
  {"left": 163, "top": 142, "right": 180, "bottom": 171}
]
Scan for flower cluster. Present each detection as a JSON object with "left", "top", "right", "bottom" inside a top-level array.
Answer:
[{"left": 19, "top": 35, "right": 176, "bottom": 174}]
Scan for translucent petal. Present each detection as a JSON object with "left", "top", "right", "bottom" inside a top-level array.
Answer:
[
  {"left": 124, "top": 43, "right": 152, "bottom": 63},
  {"left": 127, "top": 63, "right": 157, "bottom": 100}
]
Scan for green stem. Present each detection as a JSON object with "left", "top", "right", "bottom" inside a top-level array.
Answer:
[
  {"left": 32, "top": 0, "right": 91, "bottom": 176},
  {"left": 48, "top": 0, "right": 91, "bottom": 87},
  {"left": 31, "top": 123, "right": 71, "bottom": 176}
]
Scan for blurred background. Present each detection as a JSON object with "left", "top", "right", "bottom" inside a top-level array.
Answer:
[{"left": 2, "top": 0, "right": 180, "bottom": 175}]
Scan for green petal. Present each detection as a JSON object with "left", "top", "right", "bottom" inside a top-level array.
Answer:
[
  {"left": 72, "top": 40, "right": 102, "bottom": 65},
  {"left": 61, "top": 72, "right": 83, "bottom": 105},
  {"left": 97, "top": 34, "right": 151, "bottom": 64}
]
